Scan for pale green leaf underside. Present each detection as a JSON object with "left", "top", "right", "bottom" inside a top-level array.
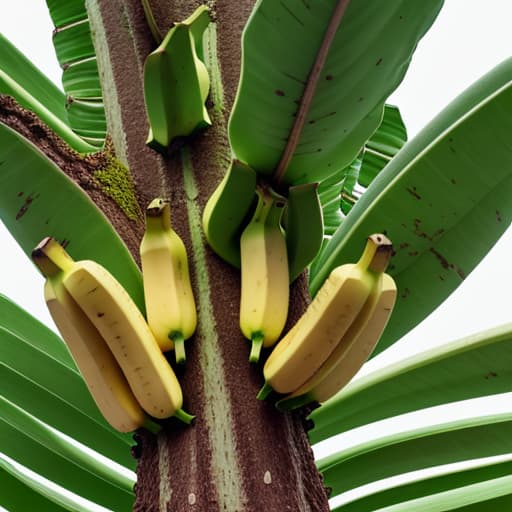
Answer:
[
  {"left": 310, "top": 323, "right": 512, "bottom": 443},
  {"left": 318, "top": 407, "right": 512, "bottom": 499},
  {"left": 0, "top": 122, "right": 145, "bottom": 313},
  {"left": 310, "top": 58, "right": 512, "bottom": 353},
  {"left": 333, "top": 456, "right": 512, "bottom": 512},
  {"left": 0, "top": 419, "right": 134, "bottom": 511},
  {"left": 0, "top": 294, "right": 134, "bottom": 469},
  {"left": 229, "top": 0, "right": 443, "bottom": 185},
  {"left": 366, "top": 474, "right": 512, "bottom": 512},
  {"left": 1, "top": 457, "right": 80, "bottom": 512}
]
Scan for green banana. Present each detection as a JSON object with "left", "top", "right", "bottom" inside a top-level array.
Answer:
[
  {"left": 284, "top": 182, "right": 324, "bottom": 281},
  {"left": 202, "top": 160, "right": 257, "bottom": 267},
  {"left": 143, "top": 5, "right": 211, "bottom": 152}
]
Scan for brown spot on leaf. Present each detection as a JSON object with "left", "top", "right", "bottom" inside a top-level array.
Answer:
[
  {"left": 15, "top": 192, "right": 40, "bottom": 220},
  {"left": 408, "top": 250, "right": 419, "bottom": 256},
  {"left": 17, "top": 191, "right": 23, "bottom": 197},
  {"left": 399, "top": 242, "right": 409, "bottom": 249},
  {"left": 376, "top": 58, "right": 383, "bottom": 66},
  {"left": 401, "top": 288, "right": 410, "bottom": 299},
  {"left": 407, "top": 186, "right": 421, "bottom": 200},
  {"left": 325, "top": 74, "right": 333, "bottom": 81},
  {"left": 275, "top": 90, "right": 285, "bottom": 97},
  {"left": 496, "top": 210, "right": 502, "bottom": 222},
  {"left": 484, "top": 371, "right": 498, "bottom": 379}
]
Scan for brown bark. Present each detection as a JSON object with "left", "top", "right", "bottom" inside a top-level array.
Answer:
[{"left": 6, "top": 0, "right": 331, "bottom": 509}]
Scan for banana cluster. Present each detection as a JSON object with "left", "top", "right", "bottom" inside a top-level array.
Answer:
[
  {"left": 32, "top": 198, "right": 197, "bottom": 433},
  {"left": 202, "top": 162, "right": 324, "bottom": 363},
  {"left": 258, "top": 234, "right": 397, "bottom": 409}
]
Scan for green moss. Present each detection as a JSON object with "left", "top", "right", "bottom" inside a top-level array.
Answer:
[{"left": 93, "top": 154, "right": 141, "bottom": 221}]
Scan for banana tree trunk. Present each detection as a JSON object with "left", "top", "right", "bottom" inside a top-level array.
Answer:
[{"left": 85, "top": 0, "right": 329, "bottom": 510}]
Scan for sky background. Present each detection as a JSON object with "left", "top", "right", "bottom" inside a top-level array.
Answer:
[{"left": 0, "top": 0, "right": 512, "bottom": 509}]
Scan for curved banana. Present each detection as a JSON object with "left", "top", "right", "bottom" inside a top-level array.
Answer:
[
  {"left": 61, "top": 258, "right": 192, "bottom": 421},
  {"left": 240, "top": 186, "right": 289, "bottom": 363},
  {"left": 202, "top": 160, "right": 257, "bottom": 267},
  {"left": 258, "top": 234, "right": 393, "bottom": 398},
  {"left": 31, "top": 238, "right": 145, "bottom": 433},
  {"left": 276, "top": 273, "right": 397, "bottom": 410},
  {"left": 140, "top": 198, "right": 197, "bottom": 363},
  {"left": 284, "top": 183, "right": 324, "bottom": 282}
]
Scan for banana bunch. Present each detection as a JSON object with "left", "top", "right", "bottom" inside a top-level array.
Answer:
[
  {"left": 32, "top": 237, "right": 193, "bottom": 432},
  {"left": 258, "top": 234, "right": 397, "bottom": 407},
  {"left": 140, "top": 198, "right": 197, "bottom": 364}
]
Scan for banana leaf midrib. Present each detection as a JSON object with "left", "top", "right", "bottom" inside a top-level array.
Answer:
[
  {"left": 273, "top": 0, "right": 350, "bottom": 184},
  {"left": 338, "top": 322, "right": 512, "bottom": 400},
  {"left": 318, "top": 407, "right": 512, "bottom": 470}
]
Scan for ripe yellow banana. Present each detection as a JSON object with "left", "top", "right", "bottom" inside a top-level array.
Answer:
[
  {"left": 61, "top": 258, "right": 192, "bottom": 421},
  {"left": 276, "top": 273, "right": 397, "bottom": 410},
  {"left": 239, "top": 187, "right": 289, "bottom": 363},
  {"left": 31, "top": 238, "right": 145, "bottom": 433},
  {"left": 140, "top": 198, "right": 197, "bottom": 363},
  {"left": 259, "top": 234, "right": 393, "bottom": 398}
]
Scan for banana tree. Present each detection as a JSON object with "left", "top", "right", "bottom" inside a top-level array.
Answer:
[{"left": 1, "top": 1, "right": 512, "bottom": 511}]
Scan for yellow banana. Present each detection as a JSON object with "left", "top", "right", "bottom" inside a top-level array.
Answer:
[
  {"left": 31, "top": 238, "right": 145, "bottom": 433},
  {"left": 61, "top": 258, "right": 192, "bottom": 421},
  {"left": 239, "top": 186, "right": 289, "bottom": 363},
  {"left": 276, "top": 273, "right": 397, "bottom": 410},
  {"left": 259, "top": 234, "right": 393, "bottom": 398},
  {"left": 140, "top": 198, "right": 197, "bottom": 363}
]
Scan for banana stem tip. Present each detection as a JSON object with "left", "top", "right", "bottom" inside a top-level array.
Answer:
[
  {"left": 249, "top": 332, "right": 264, "bottom": 363},
  {"left": 171, "top": 333, "right": 186, "bottom": 365}
]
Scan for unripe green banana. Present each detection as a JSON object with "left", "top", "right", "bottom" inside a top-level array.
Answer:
[
  {"left": 239, "top": 187, "right": 289, "bottom": 363},
  {"left": 276, "top": 273, "right": 397, "bottom": 410},
  {"left": 284, "top": 182, "right": 324, "bottom": 281},
  {"left": 143, "top": 5, "right": 211, "bottom": 152},
  {"left": 140, "top": 198, "right": 197, "bottom": 364},
  {"left": 259, "top": 234, "right": 393, "bottom": 398},
  {"left": 32, "top": 237, "right": 146, "bottom": 432},
  {"left": 202, "top": 160, "right": 257, "bottom": 267}
]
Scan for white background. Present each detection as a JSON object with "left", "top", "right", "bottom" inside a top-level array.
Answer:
[{"left": 0, "top": 1, "right": 512, "bottom": 508}]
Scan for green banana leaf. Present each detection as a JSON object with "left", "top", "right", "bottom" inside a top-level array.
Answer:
[
  {"left": 46, "top": 0, "right": 87, "bottom": 27},
  {"left": 332, "top": 456, "right": 512, "bottom": 512},
  {"left": 0, "top": 34, "right": 66, "bottom": 121},
  {"left": 46, "top": 0, "right": 107, "bottom": 147},
  {"left": 354, "top": 475, "right": 512, "bottom": 512},
  {"left": 309, "top": 58, "right": 512, "bottom": 354},
  {"left": 318, "top": 405, "right": 512, "bottom": 499},
  {"left": 0, "top": 294, "right": 135, "bottom": 468},
  {"left": 317, "top": 104, "right": 407, "bottom": 236},
  {"left": 229, "top": 0, "right": 443, "bottom": 186},
  {"left": 310, "top": 323, "right": 512, "bottom": 444},
  {"left": 0, "top": 33, "right": 96, "bottom": 153},
  {"left": 0, "top": 396, "right": 134, "bottom": 493},
  {"left": 0, "top": 419, "right": 134, "bottom": 511},
  {"left": 1, "top": 458, "right": 85, "bottom": 512},
  {"left": 0, "top": 121, "right": 145, "bottom": 313}
]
